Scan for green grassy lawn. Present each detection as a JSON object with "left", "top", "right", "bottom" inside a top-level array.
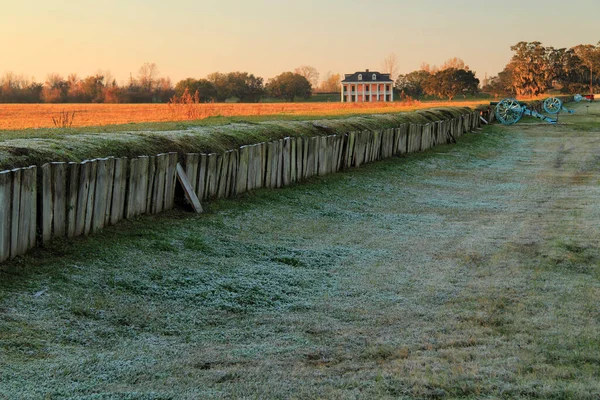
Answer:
[{"left": 1, "top": 102, "right": 600, "bottom": 398}]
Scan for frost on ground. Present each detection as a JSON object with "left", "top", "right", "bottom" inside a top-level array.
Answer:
[{"left": 1, "top": 101, "right": 600, "bottom": 398}]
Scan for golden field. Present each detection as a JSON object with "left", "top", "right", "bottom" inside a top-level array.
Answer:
[{"left": 0, "top": 100, "right": 490, "bottom": 131}]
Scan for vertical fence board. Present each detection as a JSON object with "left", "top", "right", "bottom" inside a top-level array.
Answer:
[
  {"left": 164, "top": 153, "right": 178, "bottom": 209},
  {"left": 92, "top": 158, "right": 108, "bottom": 232},
  {"left": 237, "top": 146, "right": 249, "bottom": 194},
  {"left": 84, "top": 161, "right": 98, "bottom": 235},
  {"left": 205, "top": 153, "right": 217, "bottom": 200},
  {"left": 197, "top": 154, "right": 208, "bottom": 200},
  {"left": 282, "top": 138, "right": 291, "bottom": 187},
  {"left": 0, "top": 171, "right": 10, "bottom": 262},
  {"left": 74, "top": 162, "right": 90, "bottom": 237},
  {"left": 226, "top": 150, "right": 238, "bottom": 197},
  {"left": 108, "top": 158, "right": 125, "bottom": 225},
  {"left": 216, "top": 152, "right": 229, "bottom": 198},
  {"left": 103, "top": 158, "right": 116, "bottom": 225},
  {"left": 276, "top": 140, "right": 283, "bottom": 188},
  {"left": 41, "top": 164, "right": 53, "bottom": 243},
  {"left": 184, "top": 154, "right": 199, "bottom": 195},
  {"left": 126, "top": 158, "right": 139, "bottom": 219},
  {"left": 136, "top": 156, "right": 150, "bottom": 215},
  {"left": 152, "top": 154, "right": 167, "bottom": 213},
  {"left": 290, "top": 138, "right": 297, "bottom": 183},
  {"left": 66, "top": 163, "right": 79, "bottom": 238},
  {"left": 51, "top": 162, "right": 68, "bottom": 237},
  {"left": 10, "top": 169, "right": 21, "bottom": 258}
]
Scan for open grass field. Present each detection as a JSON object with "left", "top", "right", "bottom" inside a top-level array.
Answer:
[
  {"left": 1, "top": 101, "right": 599, "bottom": 398},
  {"left": 0, "top": 100, "right": 491, "bottom": 131}
]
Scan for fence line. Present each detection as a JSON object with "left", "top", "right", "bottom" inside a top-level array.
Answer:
[{"left": 0, "top": 110, "right": 482, "bottom": 263}]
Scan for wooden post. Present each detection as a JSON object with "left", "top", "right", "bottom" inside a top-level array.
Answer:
[
  {"left": 10, "top": 168, "right": 21, "bottom": 258},
  {"left": 144, "top": 156, "right": 155, "bottom": 214},
  {"left": 152, "top": 154, "right": 168, "bottom": 213},
  {"left": 164, "top": 152, "right": 178, "bottom": 209},
  {"left": 226, "top": 149, "right": 237, "bottom": 197},
  {"left": 136, "top": 156, "right": 149, "bottom": 215},
  {"left": 126, "top": 158, "right": 139, "bottom": 219},
  {"left": 290, "top": 137, "right": 297, "bottom": 183}
]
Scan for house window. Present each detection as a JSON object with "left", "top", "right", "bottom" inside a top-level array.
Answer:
[
  {"left": 358, "top": 74, "right": 362, "bottom": 81},
  {"left": 365, "top": 86, "right": 369, "bottom": 92},
  {"left": 372, "top": 74, "right": 377, "bottom": 80}
]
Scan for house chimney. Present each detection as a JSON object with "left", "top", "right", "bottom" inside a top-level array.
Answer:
[{"left": 366, "top": 69, "right": 369, "bottom": 72}]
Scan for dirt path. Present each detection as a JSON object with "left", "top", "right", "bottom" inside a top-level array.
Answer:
[{"left": 1, "top": 101, "right": 599, "bottom": 398}]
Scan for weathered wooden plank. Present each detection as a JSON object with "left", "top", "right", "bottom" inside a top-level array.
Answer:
[
  {"left": 41, "top": 163, "right": 53, "bottom": 243},
  {"left": 345, "top": 132, "right": 355, "bottom": 168},
  {"left": 92, "top": 158, "right": 108, "bottom": 233},
  {"left": 326, "top": 135, "right": 337, "bottom": 174},
  {"left": 237, "top": 146, "right": 249, "bottom": 194},
  {"left": 164, "top": 153, "right": 178, "bottom": 209},
  {"left": 216, "top": 151, "right": 230, "bottom": 198},
  {"left": 152, "top": 154, "right": 167, "bottom": 213},
  {"left": 144, "top": 156, "right": 155, "bottom": 214},
  {"left": 84, "top": 160, "right": 98, "bottom": 235},
  {"left": 300, "top": 137, "right": 309, "bottom": 180},
  {"left": 176, "top": 163, "right": 203, "bottom": 213},
  {"left": 282, "top": 138, "right": 291, "bottom": 186},
  {"left": 109, "top": 158, "right": 126, "bottom": 225},
  {"left": 264, "top": 142, "right": 274, "bottom": 188},
  {"left": 17, "top": 167, "right": 32, "bottom": 255},
  {"left": 226, "top": 149, "right": 238, "bottom": 197},
  {"left": 205, "top": 153, "right": 217, "bottom": 199},
  {"left": 66, "top": 162, "right": 79, "bottom": 237},
  {"left": 134, "top": 156, "right": 148, "bottom": 215},
  {"left": 184, "top": 153, "right": 199, "bottom": 195},
  {"left": 104, "top": 158, "right": 116, "bottom": 225},
  {"left": 246, "top": 146, "right": 255, "bottom": 191},
  {"left": 74, "top": 161, "right": 90, "bottom": 237},
  {"left": 25, "top": 166, "right": 37, "bottom": 251},
  {"left": 290, "top": 137, "right": 297, "bottom": 183},
  {"left": 197, "top": 154, "right": 208, "bottom": 199},
  {"left": 126, "top": 158, "right": 139, "bottom": 219},
  {"left": 41, "top": 162, "right": 67, "bottom": 239},
  {"left": 256, "top": 143, "right": 265, "bottom": 189},
  {"left": 10, "top": 169, "right": 21, "bottom": 258},
  {"left": 317, "top": 136, "right": 327, "bottom": 176},
  {"left": 335, "top": 134, "right": 344, "bottom": 171},
  {"left": 276, "top": 140, "right": 283, "bottom": 188},
  {"left": 0, "top": 170, "right": 11, "bottom": 262}
]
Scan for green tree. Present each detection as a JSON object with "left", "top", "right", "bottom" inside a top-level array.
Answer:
[
  {"left": 572, "top": 42, "right": 600, "bottom": 96},
  {"left": 423, "top": 68, "right": 479, "bottom": 100},
  {"left": 174, "top": 78, "right": 217, "bottom": 101},
  {"left": 265, "top": 72, "right": 312, "bottom": 102},
  {"left": 395, "top": 70, "right": 431, "bottom": 99}
]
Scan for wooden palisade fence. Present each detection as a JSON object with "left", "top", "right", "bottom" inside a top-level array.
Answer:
[{"left": 0, "top": 111, "right": 482, "bottom": 263}]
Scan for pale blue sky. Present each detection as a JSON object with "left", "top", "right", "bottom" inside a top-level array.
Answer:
[{"left": 1, "top": 0, "right": 598, "bottom": 84}]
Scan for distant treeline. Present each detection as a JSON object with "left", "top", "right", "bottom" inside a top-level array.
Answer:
[
  {"left": 0, "top": 63, "right": 342, "bottom": 104},
  {"left": 395, "top": 42, "right": 600, "bottom": 99}
]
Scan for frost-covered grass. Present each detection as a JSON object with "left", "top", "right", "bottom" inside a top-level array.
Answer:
[{"left": 1, "top": 101, "right": 600, "bottom": 398}]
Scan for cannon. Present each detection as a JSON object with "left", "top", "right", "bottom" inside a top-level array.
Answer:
[
  {"left": 494, "top": 98, "right": 558, "bottom": 125},
  {"left": 493, "top": 96, "right": 581, "bottom": 125}
]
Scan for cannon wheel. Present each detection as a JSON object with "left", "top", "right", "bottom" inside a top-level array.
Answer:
[
  {"left": 495, "top": 98, "right": 523, "bottom": 125},
  {"left": 543, "top": 97, "right": 562, "bottom": 114}
]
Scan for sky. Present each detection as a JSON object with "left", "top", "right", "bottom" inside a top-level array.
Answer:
[{"left": 1, "top": 0, "right": 599, "bottom": 85}]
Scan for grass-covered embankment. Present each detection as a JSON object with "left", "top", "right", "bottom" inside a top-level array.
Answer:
[
  {"left": 1, "top": 101, "right": 599, "bottom": 398},
  {"left": 0, "top": 107, "right": 471, "bottom": 170}
]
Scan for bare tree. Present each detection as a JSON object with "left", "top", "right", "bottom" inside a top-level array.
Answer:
[
  {"left": 138, "top": 62, "right": 159, "bottom": 91},
  {"left": 420, "top": 62, "right": 439, "bottom": 74},
  {"left": 440, "top": 57, "right": 469, "bottom": 71},
  {"left": 381, "top": 53, "right": 399, "bottom": 80},
  {"left": 317, "top": 71, "right": 341, "bottom": 93},
  {"left": 294, "top": 65, "right": 319, "bottom": 89}
]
